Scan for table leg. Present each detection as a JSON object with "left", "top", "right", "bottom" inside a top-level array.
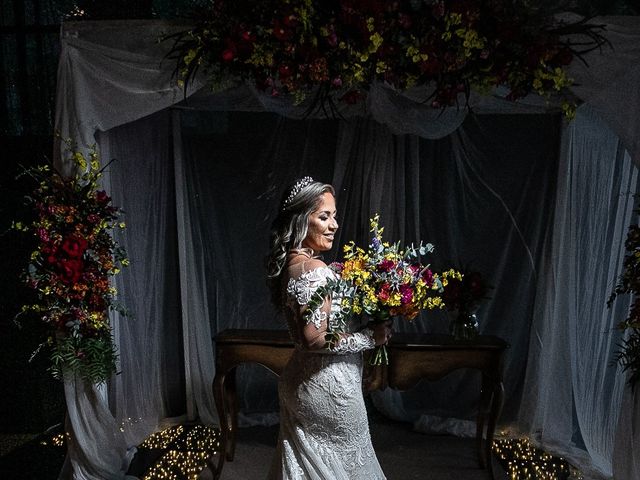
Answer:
[
  {"left": 476, "top": 374, "right": 493, "bottom": 469},
  {"left": 225, "top": 368, "right": 238, "bottom": 461},
  {"left": 485, "top": 380, "right": 505, "bottom": 479},
  {"left": 212, "top": 370, "right": 227, "bottom": 479}
]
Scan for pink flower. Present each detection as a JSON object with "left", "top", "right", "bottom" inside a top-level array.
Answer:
[
  {"left": 421, "top": 268, "right": 433, "bottom": 286},
  {"left": 400, "top": 284, "right": 413, "bottom": 305},
  {"left": 327, "top": 32, "right": 338, "bottom": 47},
  {"left": 330, "top": 262, "right": 344, "bottom": 273},
  {"left": 37, "top": 227, "right": 50, "bottom": 242}
]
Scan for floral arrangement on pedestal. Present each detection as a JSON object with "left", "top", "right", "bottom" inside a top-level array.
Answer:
[
  {"left": 13, "top": 143, "right": 128, "bottom": 384},
  {"left": 306, "top": 214, "right": 460, "bottom": 364},
  {"left": 167, "top": 0, "right": 607, "bottom": 117},
  {"left": 609, "top": 221, "right": 640, "bottom": 387},
  {"left": 442, "top": 267, "right": 491, "bottom": 340}
]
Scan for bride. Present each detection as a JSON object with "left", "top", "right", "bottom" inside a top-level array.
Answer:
[{"left": 266, "top": 177, "right": 390, "bottom": 479}]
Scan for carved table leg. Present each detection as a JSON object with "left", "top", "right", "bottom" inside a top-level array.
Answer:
[
  {"left": 477, "top": 373, "right": 493, "bottom": 469},
  {"left": 485, "top": 380, "right": 505, "bottom": 479},
  {"left": 212, "top": 370, "right": 227, "bottom": 479},
  {"left": 225, "top": 368, "right": 238, "bottom": 461}
]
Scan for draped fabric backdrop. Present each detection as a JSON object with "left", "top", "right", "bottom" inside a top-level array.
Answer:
[{"left": 52, "top": 19, "right": 640, "bottom": 480}]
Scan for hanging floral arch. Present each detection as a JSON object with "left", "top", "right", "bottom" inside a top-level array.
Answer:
[{"left": 167, "top": 0, "right": 607, "bottom": 117}]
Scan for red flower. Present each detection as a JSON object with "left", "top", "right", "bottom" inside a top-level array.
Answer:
[
  {"left": 282, "top": 14, "right": 299, "bottom": 28},
  {"left": 241, "top": 30, "right": 256, "bottom": 42},
  {"left": 378, "top": 283, "right": 391, "bottom": 301},
  {"left": 273, "top": 21, "right": 293, "bottom": 41},
  {"left": 59, "top": 258, "right": 84, "bottom": 284},
  {"left": 466, "top": 271, "right": 486, "bottom": 297},
  {"left": 278, "top": 63, "right": 293, "bottom": 78},
  {"left": 95, "top": 190, "right": 110, "bottom": 204},
  {"left": 222, "top": 48, "right": 235, "bottom": 62},
  {"left": 442, "top": 278, "right": 462, "bottom": 307},
  {"left": 378, "top": 259, "right": 395, "bottom": 272},
  {"left": 61, "top": 235, "right": 88, "bottom": 258}
]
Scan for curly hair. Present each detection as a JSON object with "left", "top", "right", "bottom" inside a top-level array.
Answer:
[{"left": 266, "top": 179, "right": 335, "bottom": 308}]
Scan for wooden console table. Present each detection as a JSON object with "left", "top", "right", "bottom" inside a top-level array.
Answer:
[{"left": 211, "top": 329, "right": 508, "bottom": 479}]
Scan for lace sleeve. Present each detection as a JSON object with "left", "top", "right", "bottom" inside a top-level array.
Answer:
[
  {"left": 286, "top": 266, "right": 333, "bottom": 329},
  {"left": 286, "top": 266, "right": 375, "bottom": 354}
]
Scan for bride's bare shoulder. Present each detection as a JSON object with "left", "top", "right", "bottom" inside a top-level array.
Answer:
[{"left": 286, "top": 254, "right": 327, "bottom": 276}]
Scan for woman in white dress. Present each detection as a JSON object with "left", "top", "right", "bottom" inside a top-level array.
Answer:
[{"left": 266, "top": 177, "right": 390, "bottom": 480}]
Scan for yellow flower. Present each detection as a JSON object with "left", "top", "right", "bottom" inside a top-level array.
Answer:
[
  {"left": 369, "top": 32, "right": 383, "bottom": 53},
  {"left": 73, "top": 152, "right": 87, "bottom": 170},
  {"left": 352, "top": 63, "right": 365, "bottom": 82},
  {"left": 367, "top": 17, "right": 375, "bottom": 33},
  {"left": 406, "top": 45, "right": 419, "bottom": 58},
  {"left": 562, "top": 102, "right": 576, "bottom": 120},
  {"left": 425, "top": 297, "right": 444, "bottom": 309}
]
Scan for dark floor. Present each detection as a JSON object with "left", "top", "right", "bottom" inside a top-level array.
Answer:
[
  {"left": 209, "top": 415, "right": 508, "bottom": 480},
  {"left": 1, "top": 416, "right": 582, "bottom": 479}
]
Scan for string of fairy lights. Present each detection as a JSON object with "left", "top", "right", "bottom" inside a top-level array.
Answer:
[
  {"left": 493, "top": 437, "right": 583, "bottom": 480},
  {"left": 138, "top": 424, "right": 221, "bottom": 480},
  {"left": 38, "top": 425, "right": 583, "bottom": 479}
]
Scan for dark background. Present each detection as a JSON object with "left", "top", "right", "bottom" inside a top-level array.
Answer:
[{"left": 0, "top": 0, "right": 638, "bottom": 439}]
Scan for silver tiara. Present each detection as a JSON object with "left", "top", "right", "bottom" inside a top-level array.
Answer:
[{"left": 282, "top": 176, "right": 314, "bottom": 209}]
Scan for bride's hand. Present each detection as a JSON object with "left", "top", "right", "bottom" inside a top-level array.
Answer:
[{"left": 372, "top": 320, "right": 393, "bottom": 346}]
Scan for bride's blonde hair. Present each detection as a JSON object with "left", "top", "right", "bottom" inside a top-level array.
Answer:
[{"left": 266, "top": 178, "right": 335, "bottom": 307}]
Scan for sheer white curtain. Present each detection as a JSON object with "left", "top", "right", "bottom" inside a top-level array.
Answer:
[
  {"left": 98, "top": 111, "right": 187, "bottom": 445},
  {"left": 519, "top": 104, "right": 638, "bottom": 478},
  {"left": 328, "top": 114, "right": 560, "bottom": 431}
]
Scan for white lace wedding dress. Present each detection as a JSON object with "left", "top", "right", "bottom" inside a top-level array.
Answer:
[{"left": 267, "top": 264, "right": 386, "bottom": 480}]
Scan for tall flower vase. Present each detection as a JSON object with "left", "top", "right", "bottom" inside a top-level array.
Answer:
[{"left": 449, "top": 310, "right": 479, "bottom": 341}]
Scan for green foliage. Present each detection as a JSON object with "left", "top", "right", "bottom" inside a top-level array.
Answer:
[
  {"left": 49, "top": 335, "right": 118, "bottom": 384},
  {"left": 609, "top": 221, "right": 640, "bottom": 387}
]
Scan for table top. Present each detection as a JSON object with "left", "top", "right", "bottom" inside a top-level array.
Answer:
[{"left": 214, "top": 328, "right": 509, "bottom": 350}]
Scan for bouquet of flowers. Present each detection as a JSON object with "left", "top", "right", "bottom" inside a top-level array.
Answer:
[
  {"left": 442, "top": 268, "right": 490, "bottom": 315},
  {"left": 307, "top": 214, "right": 460, "bottom": 364},
  {"left": 13, "top": 142, "right": 128, "bottom": 384}
]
